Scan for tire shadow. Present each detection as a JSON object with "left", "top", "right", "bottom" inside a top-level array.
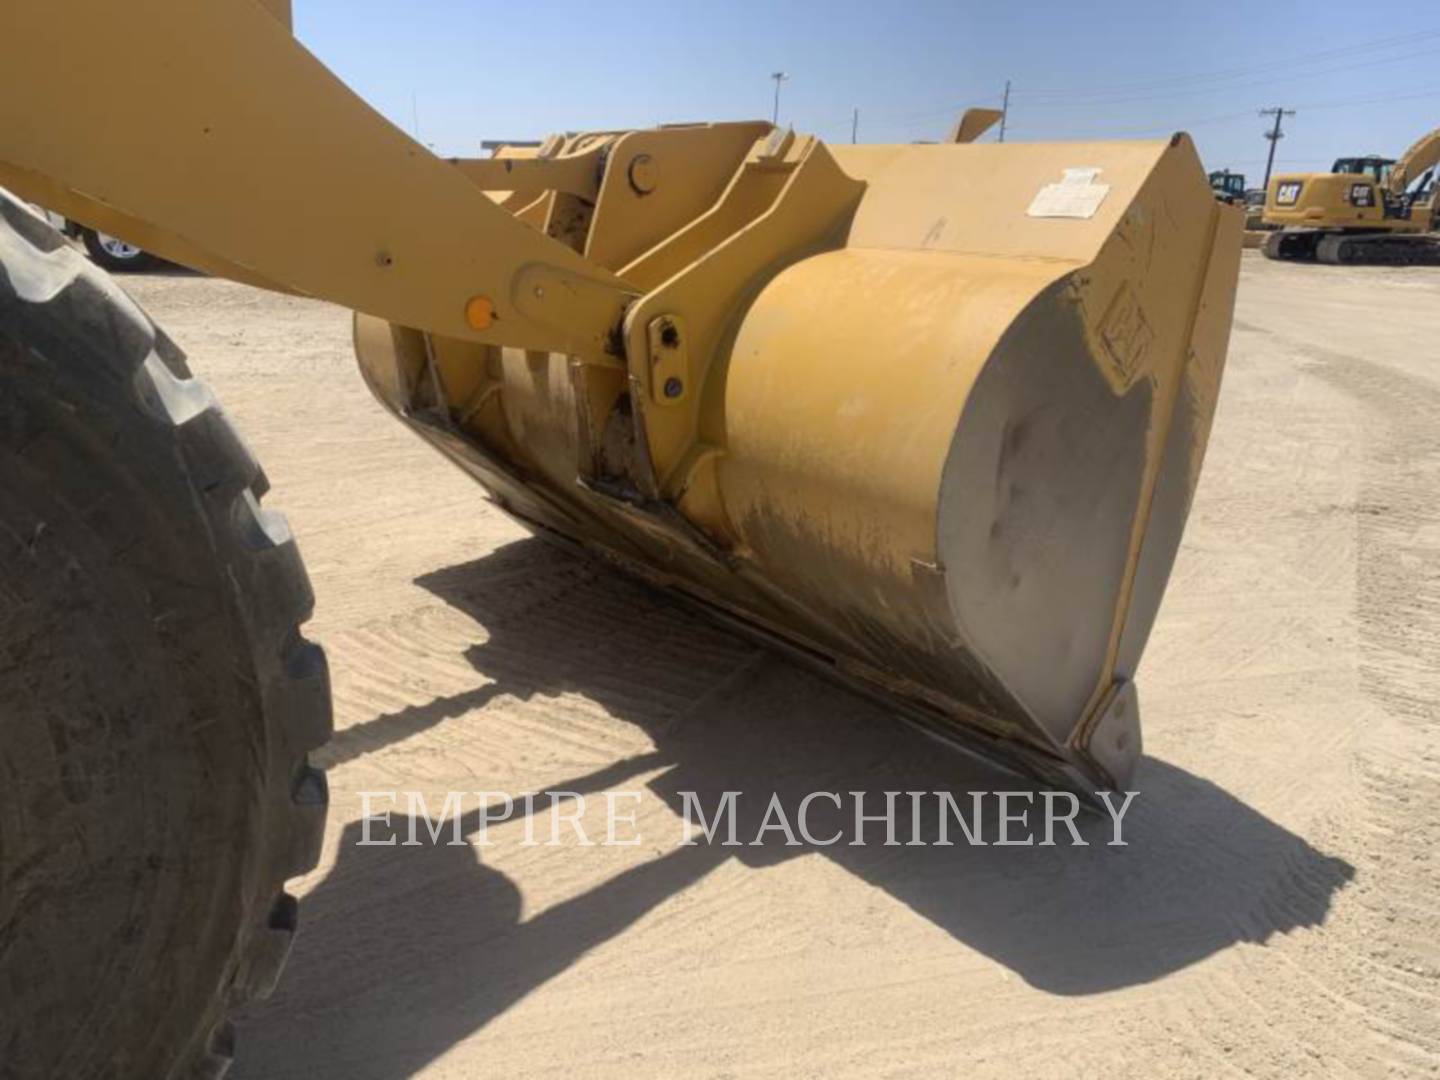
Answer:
[{"left": 235, "top": 537, "right": 1353, "bottom": 1078}]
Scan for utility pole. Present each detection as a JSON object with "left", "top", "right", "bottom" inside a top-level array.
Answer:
[
  {"left": 999, "top": 79, "right": 1011, "bottom": 143},
  {"left": 1259, "top": 106, "right": 1296, "bottom": 192},
  {"left": 851, "top": 106, "right": 859, "bottom": 144},
  {"left": 770, "top": 71, "right": 789, "bottom": 126}
]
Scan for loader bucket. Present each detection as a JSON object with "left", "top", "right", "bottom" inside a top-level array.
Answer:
[
  {"left": 1, "top": 0, "right": 1242, "bottom": 793},
  {"left": 355, "top": 135, "right": 1243, "bottom": 793}
]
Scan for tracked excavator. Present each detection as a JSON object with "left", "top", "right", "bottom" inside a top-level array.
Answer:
[
  {"left": 0, "top": 0, "right": 1242, "bottom": 1074},
  {"left": 1262, "top": 126, "right": 1440, "bottom": 264}
]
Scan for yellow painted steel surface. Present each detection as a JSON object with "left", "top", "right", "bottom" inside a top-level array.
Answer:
[
  {"left": 1, "top": 0, "right": 1242, "bottom": 789},
  {"left": 0, "top": 0, "right": 632, "bottom": 360},
  {"left": 1389, "top": 127, "right": 1440, "bottom": 196},
  {"left": 354, "top": 136, "right": 1240, "bottom": 790},
  {"left": 948, "top": 107, "right": 1004, "bottom": 144},
  {"left": 1263, "top": 127, "right": 1439, "bottom": 234},
  {"left": 1262, "top": 170, "right": 1413, "bottom": 231}
]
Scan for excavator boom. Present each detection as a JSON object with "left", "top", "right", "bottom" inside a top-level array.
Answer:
[{"left": 1389, "top": 126, "right": 1440, "bottom": 196}]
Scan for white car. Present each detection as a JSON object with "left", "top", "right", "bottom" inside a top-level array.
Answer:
[{"left": 34, "top": 205, "right": 157, "bottom": 271}]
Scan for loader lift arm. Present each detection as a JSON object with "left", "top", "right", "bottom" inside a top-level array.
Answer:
[{"left": 0, "top": 0, "right": 633, "bottom": 361}]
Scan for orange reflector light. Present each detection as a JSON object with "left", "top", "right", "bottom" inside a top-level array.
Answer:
[{"left": 465, "top": 295, "right": 494, "bottom": 329}]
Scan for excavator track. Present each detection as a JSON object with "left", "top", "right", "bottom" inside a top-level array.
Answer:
[
  {"left": 1262, "top": 229, "right": 1322, "bottom": 261},
  {"left": 1262, "top": 228, "right": 1440, "bottom": 266},
  {"left": 1316, "top": 232, "right": 1440, "bottom": 266}
]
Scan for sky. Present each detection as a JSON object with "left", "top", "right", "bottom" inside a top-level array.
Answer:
[{"left": 292, "top": 0, "right": 1440, "bottom": 185}]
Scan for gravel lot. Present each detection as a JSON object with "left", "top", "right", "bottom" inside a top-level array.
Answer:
[{"left": 117, "top": 253, "right": 1440, "bottom": 1079}]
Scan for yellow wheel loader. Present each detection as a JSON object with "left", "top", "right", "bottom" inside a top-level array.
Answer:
[
  {"left": 1261, "top": 127, "right": 1440, "bottom": 264},
  {"left": 0, "top": 1, "right": 1241, "bottom": 1075}
]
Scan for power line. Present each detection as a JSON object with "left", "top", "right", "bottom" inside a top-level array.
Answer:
[
  {"left": 864, "top": 30, "right": 1440, "bottom": 140},
  {"left": 832, "top": 33, "right": 1440, "bottom": 146},
  {"left": 874, "top": 92, "right": 1005, "bottom": 124},
  {"left": 1010, "top": 44, "right": 1440, "bottom": 109},
  {"left": 1012, "top": 27, "right": 1440, "bottom": 97},
  {"left": 1005, "top": 83, "right": 1440, "bottom": 143},
  {"left": 1002, "top": 107, "right": 1258, "bottom": 141},
  {"left": 1297, "top": 82, "right": 1440, "bottom": 110}
]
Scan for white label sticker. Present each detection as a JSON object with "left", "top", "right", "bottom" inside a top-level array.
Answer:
[{"left": 1027, "top": 167, "right": 1110, "bottom": 219}]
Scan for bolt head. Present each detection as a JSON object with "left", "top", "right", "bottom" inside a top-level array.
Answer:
[{"left": 663, "top": 377, "right": 684, "bottom": 399}]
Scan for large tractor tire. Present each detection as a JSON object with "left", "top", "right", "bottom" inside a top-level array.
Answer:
[{"left": 0, "top": 194, "right": 330, "bottom": 1077}]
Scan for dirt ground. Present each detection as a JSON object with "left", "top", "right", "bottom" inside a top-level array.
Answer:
[{"left": 120, "top": 254, "right": 1439, "bottom": 1079}]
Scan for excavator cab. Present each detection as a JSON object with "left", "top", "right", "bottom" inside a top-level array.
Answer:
[
  {"left": 1331, "top": 156, "right": 1395, "bottom": 187},
  {"left": 1330, "top": 156, "right": 1407, "bottom": 218}
]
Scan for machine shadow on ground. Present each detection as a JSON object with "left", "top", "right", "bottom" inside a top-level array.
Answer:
[{"left": 235, "top": 537, "right": 1354, "bottom": 1079}]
